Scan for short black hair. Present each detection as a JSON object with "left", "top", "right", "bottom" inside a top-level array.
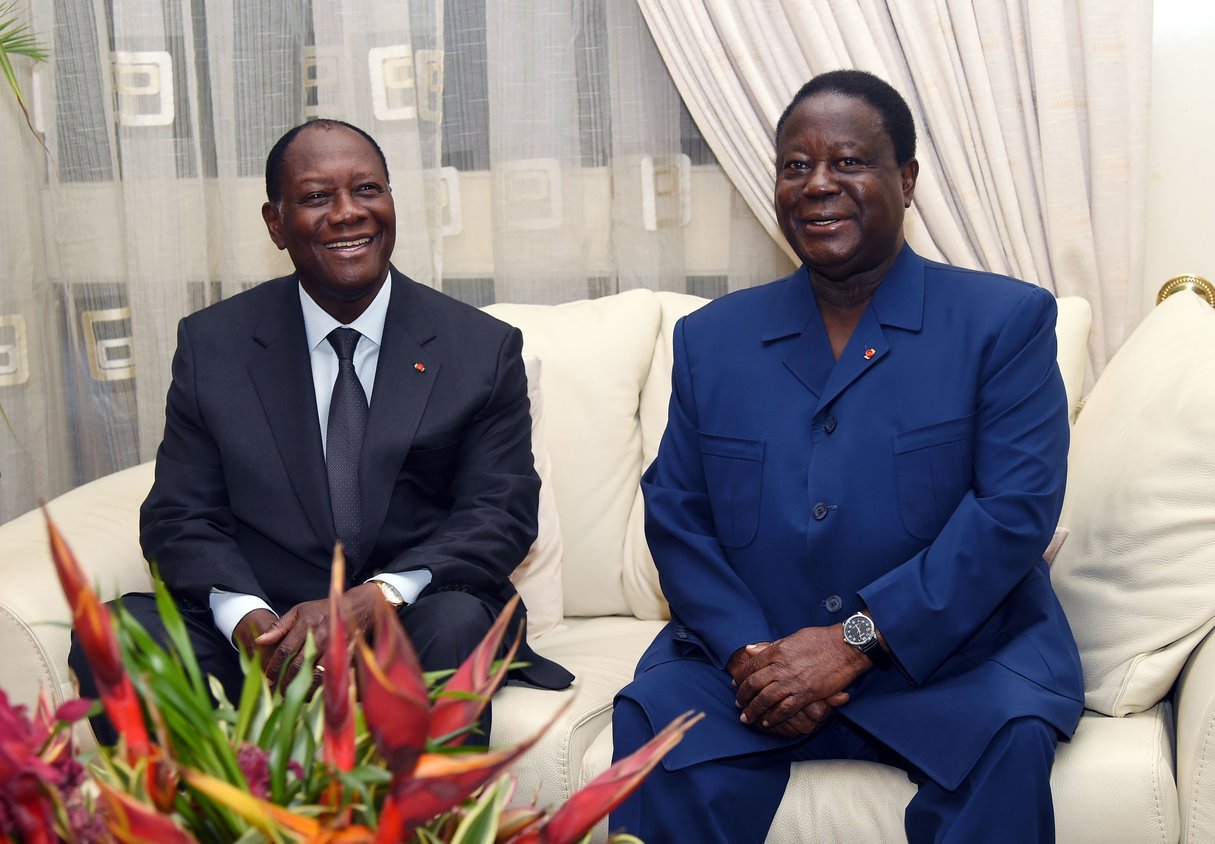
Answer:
[
  {"left": 264, "top": 119, "right": 390, "bottom": 204},
  {"left": 774, "top": 70, "right": 916, "bottom": 166}
]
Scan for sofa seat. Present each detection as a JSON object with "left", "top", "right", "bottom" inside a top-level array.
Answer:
[{"left": 494, "top": 617, "right": 665, "bottom": 811}]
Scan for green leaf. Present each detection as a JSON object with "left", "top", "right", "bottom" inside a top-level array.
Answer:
[
  {"left": 267, "top": 636, "right": 317, "bottom": 803},
  {"left": 449, "top": 775, "right": 511, "bottom": 844},
  {"left": 0, "top": 1, "right": 49, "bottom": 147}
]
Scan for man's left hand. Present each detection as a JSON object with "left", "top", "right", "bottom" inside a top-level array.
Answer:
[
  {"left": 733, "top": 624, "right": 870, "bottom": 731},
  {"left": 255, "top": 583, "right": 384, "bottom": 687}
]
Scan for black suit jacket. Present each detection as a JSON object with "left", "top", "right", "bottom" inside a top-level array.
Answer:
[{"left": 140, "top": 267, "right": 571, "bottom": 688}]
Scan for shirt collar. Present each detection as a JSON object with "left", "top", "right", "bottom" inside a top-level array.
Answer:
[{"left": 299, "top": 272, "right": 392, "bottom": 352}]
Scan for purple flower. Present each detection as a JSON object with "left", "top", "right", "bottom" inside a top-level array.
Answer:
[{"left": 236, "top": 744, "right": 271, "bottom": 799}]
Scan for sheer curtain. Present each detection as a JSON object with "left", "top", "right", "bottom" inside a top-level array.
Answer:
[
  {"left": 0, "top": 0, "right": 790, "bottom": 523},
  {"left": 636, "top": 0, "right": 1152, "bottom": 375}
]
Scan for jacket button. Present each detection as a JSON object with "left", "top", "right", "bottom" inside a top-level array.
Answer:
[
  {"left": 676, "top": 630, "right": 688, "bottom": 640},
  {"left": 823, "top": 416, "right": 837, "bottom": 434},
  {"left": 823, "top": 595, "right": 843, "bottom": 613},
  {"left": 812, "top": 502, "right": 830, "bottom": 520}
]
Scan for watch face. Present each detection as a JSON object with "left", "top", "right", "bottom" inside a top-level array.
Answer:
[{"left": 843, "top": 613, "right": 875, "bottom": 646}]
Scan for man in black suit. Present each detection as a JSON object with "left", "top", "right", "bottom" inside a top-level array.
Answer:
[{"left": 70, "top": 120, "right": 571, "bottom": 743}]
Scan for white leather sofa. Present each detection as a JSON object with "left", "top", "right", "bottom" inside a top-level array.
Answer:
[{"left": 3, "top": 286, "right": 1214, "bottom": 843}]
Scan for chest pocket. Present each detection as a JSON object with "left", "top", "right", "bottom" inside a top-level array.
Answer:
[
  {"left": 893, "top": 414, "right": 974, "bottom": 540},
  {"left": 699, "top": 433, "right": 765, "bottom": 548}
]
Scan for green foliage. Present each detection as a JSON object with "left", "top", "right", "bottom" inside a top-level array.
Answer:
[{"left": 0, "top": 1, "right": 48, "bottom": 143}]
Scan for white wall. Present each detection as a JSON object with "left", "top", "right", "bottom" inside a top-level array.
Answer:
[{"left": 1143, "top": 0, "right": 1215, "bottom": 310}]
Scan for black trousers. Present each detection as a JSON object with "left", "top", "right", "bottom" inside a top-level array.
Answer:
[{"left": 68, "top": 589, "right": 497, "bottom": 747}]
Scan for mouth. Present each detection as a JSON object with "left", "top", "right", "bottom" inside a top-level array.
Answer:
[
  {"left": 324, "top": 236, "right": 374, "bottom": 252},
  {"left": 798, "top": 216, "right": 847, "bottom": 231},
  {"left": 797, "top": 216, "right": 845, "bottom": 229}
]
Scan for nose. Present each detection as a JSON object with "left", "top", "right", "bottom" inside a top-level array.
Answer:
[
  {"left": 328, "top": 190, "right": 367, "bottom": 224},
  {"left": 804, "top": 162, "right": 838, "bottom": 196}
]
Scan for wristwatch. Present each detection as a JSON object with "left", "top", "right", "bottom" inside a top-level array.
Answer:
[
  {"left": 375, "top": 580, "right": 405, "bottom": 608},
  {"left": 842, "top": 611, "right": 886, "bottom": 665}
]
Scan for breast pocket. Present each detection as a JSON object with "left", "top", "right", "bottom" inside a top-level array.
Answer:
[
  {"left": 893, "top": 415, "right": 974, "bottom": 540},
  {"left": 699, "top": 433, "right": 765, "bottom": 548}
]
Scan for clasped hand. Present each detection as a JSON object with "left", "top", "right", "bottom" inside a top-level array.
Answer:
[
  {"left": 727, "top": 625, "right": 871, "bottom": 738},
  {"left": 233, "top": 583, "right": 385, "bottom": 688}
]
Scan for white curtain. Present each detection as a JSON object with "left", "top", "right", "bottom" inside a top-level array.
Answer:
[
  {"left": 635, "top": 0, "right": 1152, "bottom": 375},
  {"left": 0, "top": 0, "right": 790, "bottom": 523}
]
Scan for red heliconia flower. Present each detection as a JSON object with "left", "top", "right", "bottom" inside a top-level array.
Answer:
[
  {"left": 375, "top": 746, "right": 533, "bottom": 844},
  {"left": 428, "top": 595, "right": 522, "bottom": 746},
  {"left": 44, "top": 509, "right": 151, "bottom": 760},
  {"left": 322, "top": 548, "right": 356, "bottom": 776},
  {"left": 96, "top": 777, "right": 199, "bottom": 844},
  {"left": 374, "top": 699, "right": 572, "bottom": 844},
  {"left": 354, "top": 600, "right": 430, "bottom": 778},
  {"left": 507, "top": 711, "right": 703, "bottom": 844}
]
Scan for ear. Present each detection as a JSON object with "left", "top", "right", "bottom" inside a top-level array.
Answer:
[
  {"left": 262, "top": 202, "right": 287, "bottom": 250},
  {"left": 900, "top": 159, "right": 919, "bottom": 208}
]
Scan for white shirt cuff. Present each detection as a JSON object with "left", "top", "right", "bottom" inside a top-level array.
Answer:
[
  {"left": 368, "top": 569, "right": 432, "bottom": 604},
  {"left": 210, "top": 589, "right": 276, "bottom": 649}
]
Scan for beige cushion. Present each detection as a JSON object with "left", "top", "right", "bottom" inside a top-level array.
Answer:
[
  {"left": 485, "top": 291, "right": 661, "bottom": 617},
  {"left": 1052, "top": 293, "right": 1215, "bottom": 715},
  {"left": 510, "top": 355, "right": 565, "bottom": 637},
  {"left": 492, "top": 617, "right": 664, "bottom": 812},
  {"left": 1055, "top": 296, "right": 1093, "bottom": 422},
  {"left": 622, "top": 291, "right": 708, "bottom": 620}
]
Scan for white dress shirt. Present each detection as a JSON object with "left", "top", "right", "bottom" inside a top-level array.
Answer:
[{"left": 210, "top": 275, "right": 432, "bottom": 645}]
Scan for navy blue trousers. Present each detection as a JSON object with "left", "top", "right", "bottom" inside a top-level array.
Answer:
[{"left": 610, "top": 699, "right": 1059, "bottom": 843}]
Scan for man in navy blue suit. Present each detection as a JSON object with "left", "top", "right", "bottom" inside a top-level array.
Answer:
[
  {"left": 611, "top": 71, "right": 1083, "bottom": 842},
  {"left": 70, "top": 120, "right": 571, "bottom": 743}
]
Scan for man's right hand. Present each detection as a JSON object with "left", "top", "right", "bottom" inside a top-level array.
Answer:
[
  {"left": 726, "top": 640, "right": 849, "bottom": 737},
  {"left": 232, "top": 607, "right": 281, "bottom": 676}
]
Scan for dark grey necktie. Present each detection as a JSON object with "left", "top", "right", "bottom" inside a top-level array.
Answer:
[{"left": 326, "top": 327, "right": 367, "bottom": 564}]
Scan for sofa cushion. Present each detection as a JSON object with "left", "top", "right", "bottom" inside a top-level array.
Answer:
[
  {"left": 509, "top": 355, "right": 564, "bottom": 637},
  {"left": 485, "top": 291, "right": 661, "bottom": 617},
  {"left": 491, "top": 617, "right": 664, "bottom": 812},
  {"left": 1052, "top": 292, "right": 1215, "bottom": 715}
]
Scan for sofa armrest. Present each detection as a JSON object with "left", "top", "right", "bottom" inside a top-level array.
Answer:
[
  {"left": 1176, "top": 627, "right": 1215, "bottom": 842},
  {"left": 0, "top": 462, "right": 156, "bottom": 711}
]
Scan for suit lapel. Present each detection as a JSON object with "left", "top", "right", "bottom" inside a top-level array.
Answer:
[
  {"left": 815, "top": 245, "right": 925, "bottom": 413},
  {"left": 763, "top": 268, "right": 831, "bottom": 398},
  {"left": 771, "top": 246, "right": 926, "bottom": 412},
  {"left": 359, "top": 270, "right": 439, "bottom": 566},
  {"left": 247, "top": 279, "right": 334, "bottom": 558}
]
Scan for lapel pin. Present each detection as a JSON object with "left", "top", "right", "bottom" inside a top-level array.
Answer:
[
  {"left": 414, "top": 362, "right": 426, "bottom": 373},
  {"left": 863, "top": 348, "right": 876, "bottom": 360}
]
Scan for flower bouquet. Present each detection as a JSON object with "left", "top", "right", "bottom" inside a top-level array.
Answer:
[{"left": 0, "top": 512, "right": 699, "bottom": 843}]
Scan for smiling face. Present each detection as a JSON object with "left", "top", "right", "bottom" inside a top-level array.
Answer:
[
  {"left": 262, "top": 124, "right": 396, "bottom": 323},
  {"left": 774, "top": 92, "right": 917, "bottom": 285}
]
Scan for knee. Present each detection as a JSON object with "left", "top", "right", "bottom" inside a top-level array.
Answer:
[
  {"left": 612, "top": 698, "right": 657, "bottom": 759},
  {"left": 401, "top": 592, "right": 496, "bottom": 670},
  {"left": 67, "top": 631, "right": 95, "bottom": 696}
]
